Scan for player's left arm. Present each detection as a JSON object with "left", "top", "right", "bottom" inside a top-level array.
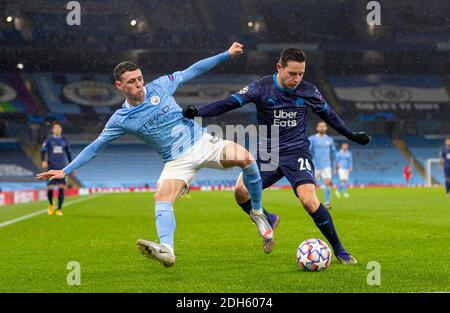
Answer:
[
  {"left": 181, "top": 42, "right": 243, "bottom": 82},
  {"left": 308, "top": 88, "right": 370, "bottom": 145},
  {"left": 157, "top": 42, "right": 244, "bottom": 96}
]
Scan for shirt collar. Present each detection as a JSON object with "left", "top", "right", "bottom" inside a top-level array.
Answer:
[{"left": 125, "top": 87, "right": 147, "bottom": 109}]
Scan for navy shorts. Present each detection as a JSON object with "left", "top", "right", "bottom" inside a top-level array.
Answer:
[
  {"left": 47, "top": 178, "right": 66, "bottom": 186},
  {"left": 257, "top": 150, "right": 315, "bottom": 197}
]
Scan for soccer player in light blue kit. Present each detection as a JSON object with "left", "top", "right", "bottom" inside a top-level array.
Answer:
[
  {"left": 37, "top": 42, "right": 274, "bottom": 268},
  {"left": 309, "top": 121, "right": 336, "bottom": 209},
  {"left": 335, "top": 143, "right": 353, "bottom": 198}
]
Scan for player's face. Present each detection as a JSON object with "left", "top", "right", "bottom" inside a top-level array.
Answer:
[
  {"left": 115, "top": 69, "right": 145, "bottom": 103},
  {"left": 446, "top": 139, "right": 450, "bottom": 147},
  {"left": 52, "top": 124, "right": 62, "bottom": 137},
  {"left": 316, "top": 122, "right": 327, "bottom": 135},
  {"left": 342, "top": 143, "right": 349, "bottom": 151},
  {"left": 277, "top": 61, "right": 305, "bottom": 89}
]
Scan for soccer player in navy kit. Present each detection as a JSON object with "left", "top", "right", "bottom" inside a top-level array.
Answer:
[
  {"left": 183, "top": 48, "right": 370, "bottom": 264},
  {"left": 439, "top": 138, "right": 450, "bottom": 196},
  {"left": 41, "top": 122, "right": 73, "bottom": 216}
]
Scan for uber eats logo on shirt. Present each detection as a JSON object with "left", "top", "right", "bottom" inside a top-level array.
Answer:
[{"left": 273, "top": 110, "right": 297, "bottom": 127}]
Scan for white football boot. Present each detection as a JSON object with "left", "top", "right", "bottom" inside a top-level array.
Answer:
[{"left": 136, "top": 239, "right": 176, "bottom": 268}]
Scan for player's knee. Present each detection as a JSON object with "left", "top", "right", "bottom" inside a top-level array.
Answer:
[
  {"left": 239, "top": 151, "right": 254, "bottom": 168},
  {"left": 234, "top": 184, "right": 249, "bottom": 203},
  {"left": 153, "top": 191, "right": 168, "bottom": 202},
  {"left": 299, "top": 193, "right": 320, "bottom": 213}
]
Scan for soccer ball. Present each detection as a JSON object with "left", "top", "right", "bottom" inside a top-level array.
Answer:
[{"left": 296, "top": 238, "right": 332, "bottom": 272}]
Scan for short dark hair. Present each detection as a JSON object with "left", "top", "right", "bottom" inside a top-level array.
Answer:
[
  {"left": 113, "top": 61, "right": 140, "bottom": 81},
  {"left": 279, "top": 48, "right": 306, "bottom": 67},
  {"left": 51, "top": 121, "right": 62, "bottom": 128}
]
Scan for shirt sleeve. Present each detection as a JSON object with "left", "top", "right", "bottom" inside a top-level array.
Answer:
[
  {"left": 41, "top": 139, "right": 49, "bottom": 161},
  {"left": 230, "top": 82, "right": 259, "bottom": 107},
  {"left": 197, "top": 82, "right": 258, "bottom": 117},
  {"left": 155, "top": 51, "right": 230, "bottom": 96},
  {"left": 153, "top": 71, "right": 184, "bottom": 96},
  {"left": 180, "top": 51, "right": 229, "bottom": 83},
  {"left": 62, "top": 117, "right": 125, "bottom": 175}
]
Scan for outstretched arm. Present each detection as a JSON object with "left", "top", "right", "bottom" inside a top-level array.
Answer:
[
  {"left": 183, "top": 95, "right": 242, "bottom": 118},
  {"left": 183, "top": 82, "right": 257, "bottom": 119},
  {"left": 181, "top": 42, "right": 244, "bottom": 83},
  {"left": 36, "top": 119, "right": 125, "bottom": 181},
  {"left": 314, "top": 104, "right": 370, "bottom": 145}
]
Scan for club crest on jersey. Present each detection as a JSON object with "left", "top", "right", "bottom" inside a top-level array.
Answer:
[
  {"left": 296, "top": 98, "right": 305, "bottom": 106},
  {"left": 150, "top": 95, "right": 160, "bottom": 105},
  {"left": 238, "top": 86, "right": 249, "bottom": 94}
]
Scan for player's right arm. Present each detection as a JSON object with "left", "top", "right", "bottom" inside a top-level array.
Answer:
[
  {"left": 183, "top": 82, "right": 257, "bottom": 118},
  {"left": 439, "top": 150, "right": 444, "bottom": 168},
  {"left": 36, "top": 117, "right": 125, "bottom": 181},
  {"left": 40, "top": 139, "right": 49, "bottom": 169}
]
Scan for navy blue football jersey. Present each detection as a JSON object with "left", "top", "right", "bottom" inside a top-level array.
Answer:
[
  {"left": 41, "top": 136, "right": 73, "bottom": 170},
  {"left": 232, "top": 74, "right": 328, "bottom": 153}
]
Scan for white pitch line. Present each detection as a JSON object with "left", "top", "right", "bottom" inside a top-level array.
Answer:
[{"left": 0, "top": 195, "right": 99, "bottom": 229}]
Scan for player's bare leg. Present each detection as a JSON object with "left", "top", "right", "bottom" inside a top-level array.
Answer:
[
  {"left": 297, "top": 183, "right": 357, "bottom": 265},
  {"left": 137, "top": 179, "right": 185, "bottom": 268},
  {"left": 220, "top": 142, "right": 274, "bottom": 249}
]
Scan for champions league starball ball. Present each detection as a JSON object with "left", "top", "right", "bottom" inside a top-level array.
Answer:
[{"left": 296, "top": 238, "right": 332, "bottom": 272}]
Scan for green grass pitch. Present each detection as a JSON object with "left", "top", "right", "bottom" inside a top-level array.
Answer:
[{"left": 0, "top": 187, "right": 449, "bottom": 293}]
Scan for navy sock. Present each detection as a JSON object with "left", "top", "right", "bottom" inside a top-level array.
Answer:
[
  {"left": 57, "top": 188, "right": 64, "bottom": 210},
  {"left": 309, "top": 203, "right": 345, "bottom": 255},
  {"left": 47, "top": 189, "right": 53, "bottom": 205},
  {"left": 446, "top": 180, "right": 450, "bottom": 193},
  {"left": 238, "top": 199, "right": 273, "bottom": 225}
]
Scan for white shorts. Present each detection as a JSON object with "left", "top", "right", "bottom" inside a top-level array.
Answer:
[
  {"left": 338, "top": 169, "right": 350, "bottom": 181},
  {"left": 158, "top": 133, "right": 233, "bottom": 188},
  {"left": 315, "top": 167, "right": 332, "bottom": 181}
]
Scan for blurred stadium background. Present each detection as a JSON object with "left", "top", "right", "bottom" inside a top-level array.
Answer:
[{"left": 0, "top": 0, "right": 449, "bottom": 200}]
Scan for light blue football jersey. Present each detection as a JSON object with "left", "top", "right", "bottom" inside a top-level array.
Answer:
[
  {"left": 63, "top": 51, "right": 229, "bottom": 174},
  {"left": 308, "top": 133, "right": 336, "bottom": 170},
  {"left": 100, "top": 72, "right": 205, "bottom": 162},
  {"left": 336, "top": 149, "right": 353, "bottom": 170}
]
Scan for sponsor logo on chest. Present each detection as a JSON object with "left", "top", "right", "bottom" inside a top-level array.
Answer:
[{"left": 273, "top": 110, "right": 297, "bottom": 127}]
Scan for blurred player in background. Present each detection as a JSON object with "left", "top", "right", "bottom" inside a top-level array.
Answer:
[
  {"left": 439, "top": 138, "right": 450, "bottom": 196},
  {"left": 183, "top": 48, "right": 371, "bottom": 264},
  {"left": 335, "top": 143, "right": 352, "bottom": 198},
  {"left": 41, "top": 121, "right": 72, "bottom": 216},
  {"left": 37, "top": 43, "right": 274, "bottom": 268},
  {"left": 309, "top": 121, "right": 336, "bottom": 209},
  {"left": 403, "top": 159, "right": 413, "bottom": 187}
]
